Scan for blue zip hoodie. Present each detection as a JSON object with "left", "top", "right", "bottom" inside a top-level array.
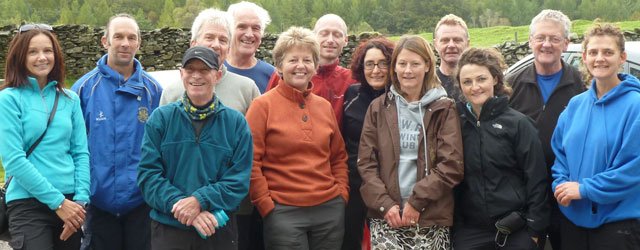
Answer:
[
  {"left": 0, "top": 77, "right": 90, "bottom": 209},
  {"left": 551, "top": 73, "right": 640, "bottom": 228},
  {"left": 72, "top": 55, "right": 162, "bottom": 215}
]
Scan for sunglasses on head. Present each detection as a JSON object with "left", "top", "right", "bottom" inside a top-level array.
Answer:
[{"left": 19, "top": 24, "right": 53, "bottom": 33}]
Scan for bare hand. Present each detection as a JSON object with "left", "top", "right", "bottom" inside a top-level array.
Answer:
[
  {"left": 532, "top": 237, "right": 539, "bottom": 244},
  {"left": 400, "top": 202, "right": 420, "bottom": 227},
  {"left": 59, "top": 222, "right": 77, "bottom": 241},
  {"left": 172, "top": 196, "right": 201, "bottom": 226},
  {"left": 193, "top": 211, "right": 218, "bottom": 237},
  {"left": 55, "top": 199, "right": 85, "bottom": 229},
  {"left": 384, "top": 205, "right": 403, "bottom": 228},
  {"left": 554, "top": 182, "right": 582, "bottom": 207}
]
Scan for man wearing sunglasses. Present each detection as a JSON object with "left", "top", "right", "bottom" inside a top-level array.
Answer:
[{"left": 72, "top": 14, "right": 162, "bottom": 250}]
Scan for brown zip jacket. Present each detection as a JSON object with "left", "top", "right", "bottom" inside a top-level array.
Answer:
[{"left": 358, "top": 92, "right": 464, "bottom": 227}]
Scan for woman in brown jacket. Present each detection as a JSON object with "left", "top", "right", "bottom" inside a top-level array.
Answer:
[{"left": 358, "top": 35, "right": 464, "bottom": 249}]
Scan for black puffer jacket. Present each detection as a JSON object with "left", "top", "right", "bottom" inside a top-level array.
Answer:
[
  {"left": 342, "top": 83, "right": 385, "bottom": 186},
  {"left": 455, "top": 96, "right": 549, "bottom": 236}
]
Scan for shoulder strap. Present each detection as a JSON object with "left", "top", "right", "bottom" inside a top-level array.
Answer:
[{"left": 4, "top": 90, "right": 60, "bottom": 189}]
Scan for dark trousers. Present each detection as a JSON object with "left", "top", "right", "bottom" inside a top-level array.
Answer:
[
  {"left": 7, "top": 196, "right": 82, "bottom": 250},
  {"left": 542, "top": 204, "right": 563, "bottom": 250},
  {"left": 452, "top": 225, "right": 537, "bottom": 250},
  {"left": 81, "top": 203, "right": 151, "bottom": 250},
  {"left": 237, "top": 208, "right": 265, "bottom": 250},
  {"left": 560, "top": 215, "right": 640, "bottom": 250},
  {"left": 263, "top": 196, "right": 345, "bottom": 250},
  {"left": 341, "top": 176, "right": 366, "bottom": 250},
  {"left": 150, "top": 215, "right": 238, "bottom": 250}
]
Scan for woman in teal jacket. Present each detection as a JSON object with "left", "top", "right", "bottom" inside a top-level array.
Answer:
[{"left": 0, "top": 24, "right": 89, "bottom": 249}]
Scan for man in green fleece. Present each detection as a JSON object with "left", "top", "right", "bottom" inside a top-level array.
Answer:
[{"left": 137, "top": 46, "right": 253, "bottom": 250}]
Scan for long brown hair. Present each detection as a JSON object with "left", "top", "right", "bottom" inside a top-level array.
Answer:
[
  {"left": 1, "top": 28, "right": 65, "bottom": 92},
  {"left": 389, "top": 35, "right": 440, "bottom": 98}
]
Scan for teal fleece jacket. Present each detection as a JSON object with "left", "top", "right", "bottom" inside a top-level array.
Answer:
[
  {"left": 137, "top": 98, "right": 253, "bottom": 229},
  {"left": 0, "top": 77, "right": 90, "bottom": 209}
]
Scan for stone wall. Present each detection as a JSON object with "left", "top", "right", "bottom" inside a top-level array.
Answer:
[{"left": 0, "top": 24, "right": 638, "bottom": 80}]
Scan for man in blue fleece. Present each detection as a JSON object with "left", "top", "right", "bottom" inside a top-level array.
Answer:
[
  {"left": 72, "top": 14, "right": 162, "bottom": 250},
  {"left": 138, "top": 46, "right": 253, "bottom": 250}
]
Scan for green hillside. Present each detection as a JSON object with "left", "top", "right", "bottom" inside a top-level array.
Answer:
[{"left": 391, "top": 20, "right": 640, "bottom": 47}]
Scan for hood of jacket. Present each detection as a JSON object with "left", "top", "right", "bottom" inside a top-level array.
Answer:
[{"left": 590, "top": 74, "right": 640, "bottom": 104}]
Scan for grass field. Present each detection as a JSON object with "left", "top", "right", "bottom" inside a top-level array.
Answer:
[{"left": 390, "top": 20, "right": 640, "bottom": 47}]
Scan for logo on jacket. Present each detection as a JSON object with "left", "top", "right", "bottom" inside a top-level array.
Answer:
[
  {"left": 96, "top": 111, "right": 107, "bottom": 121},
  {"left": 138, "top": 107, "right": 149, "bottom": 123},
  {"left": 492, "top": 123, "right": 503, "bottom": 129}
]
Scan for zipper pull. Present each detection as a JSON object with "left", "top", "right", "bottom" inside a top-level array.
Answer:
[{"left": 476, "top": 120, "right": 480, "bottom": 127}]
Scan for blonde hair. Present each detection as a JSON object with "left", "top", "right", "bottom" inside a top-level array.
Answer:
[
  {"left": 272, "top": 26, "right": 320, "bottom": 69},
  {"left": 434, "top": 14, "right": 469, "bottom": 39}
]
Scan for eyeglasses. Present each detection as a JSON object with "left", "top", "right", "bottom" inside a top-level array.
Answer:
[
  {"left": 364, "top": 61, "right": 389, "bottom": 70},
  {"left": 531, "top": 35, "right": 565, "bottom": 45},
  {"left": 19, "top": 24, "right": 53, "bottom": 33}
]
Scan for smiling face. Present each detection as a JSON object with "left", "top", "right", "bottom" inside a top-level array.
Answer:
[
  {"left": 180, "top": 59, "right": 222, "bottom": 106},
  {"left": 278, "top": 46, "right": 317, "bottom": 91},
  {"left": 102, "top": 17, "right": 140, "bottom": 69},
  {"left": 192, "top": 22, "right": 230, "bottom": 62},
  {"left": 434, "top": 24, "right": 469, "bottom": 69},
  {"left": 363, "top": 48, "right": 389, "bottom": 90},
  {"left": 231, "top": 10, "right": 262, "bottom": 58},
  {"left": 26, "top": 34, "right": 55, "bottom": 85},
  {"left": 529, "top": 20, "right": 569, "bottom": 73},
  {"left": 314, "top": 17, "right": 348, "bottom": 65},
  {"left": 395, "top": 49, "right": 429, "bottom": 100},
  {"left": 583, "top": 35, "right": 627, "bottom": 84},
  {"left": 459, "top": 63, "right": 497, "bottom": 115}
]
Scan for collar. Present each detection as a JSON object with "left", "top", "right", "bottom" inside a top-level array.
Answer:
[
  {"left": 27, "top": 76, "right": 58, "bottom": 92},
  {"left": 97, "top": 54, "right": 144, "bottom": 87},
  {"left": 317, "top": 59, "right": 340, "bottom": 76},
  {"left": 275, "top": 79, "right": 314, "bottom": 104}
]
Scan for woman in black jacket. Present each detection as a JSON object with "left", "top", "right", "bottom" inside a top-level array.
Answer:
[
  {"left": 452, "top": 48, "right": 549, "bottom": 250},
  {"left": 341, "top": 37, "right": 394, "bottom": 250}
]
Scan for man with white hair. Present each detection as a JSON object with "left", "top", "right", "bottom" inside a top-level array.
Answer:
[
  {"left": 506, "top": 9, "right": 586, "bottom": 250},
  {"left": 226, "top": 1, "right": 276, "bottom": 93},
  {"left": 157, "top": 8, "right": 260, "bottom": 115}
]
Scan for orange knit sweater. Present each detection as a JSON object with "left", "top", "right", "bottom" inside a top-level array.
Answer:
[{"left": 246, "top": 80, "right": 349, "bottom": 217}]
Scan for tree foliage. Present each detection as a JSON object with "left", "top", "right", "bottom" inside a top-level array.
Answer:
[{"left": 0, "top": 0, "right": 637, "bottom": 34}]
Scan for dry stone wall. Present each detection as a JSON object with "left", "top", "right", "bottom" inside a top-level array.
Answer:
[{"left": 0, "top": 25, "right": 638, "bottom": 80}]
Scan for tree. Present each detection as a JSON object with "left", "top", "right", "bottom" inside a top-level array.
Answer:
[
  {"left": 158, "top": 0, "right": 176, "bottom": 28},
  {"left": 58, "top": 0, "right": 74, "bottom": 24}
]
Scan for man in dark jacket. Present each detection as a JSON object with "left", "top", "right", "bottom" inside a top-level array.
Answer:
[
  {"left": 434, "top": 14, "right": 469, "bottom": 103},
  {"left": 506, "top": 9, "right": 586, "bottom": 250}
]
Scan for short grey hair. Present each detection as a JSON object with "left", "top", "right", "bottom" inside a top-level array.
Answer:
[
  {"left": 227, "top": 1, "right": 271, "bottom": 35},
  {"left": 191, "top": 8, "right": 232, "bottom": 42},
  {"left": 529, "top": 9, "right": 571, "bottom": 38}
]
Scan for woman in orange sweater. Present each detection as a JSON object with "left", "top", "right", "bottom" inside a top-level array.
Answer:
[{"left": 245, "top": 26, "right": 349, "bottom": 249}]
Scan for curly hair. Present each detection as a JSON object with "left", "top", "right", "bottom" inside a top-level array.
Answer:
[
  {"left": 349, "top": 37, "right": 394, "bottom": 88},
  {"left": 454, "top": 47, "right": 512, "bottom": 98}
]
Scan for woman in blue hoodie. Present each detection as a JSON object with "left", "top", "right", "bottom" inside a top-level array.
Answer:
[
  {"left": 551, "top": 23, "right": 640, "bottom": 250},
  {"left": 0, "top": 24, "right": 89, "bottom": 250}
]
